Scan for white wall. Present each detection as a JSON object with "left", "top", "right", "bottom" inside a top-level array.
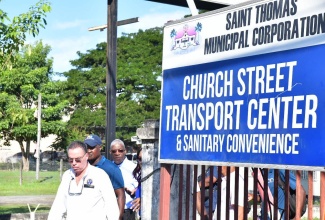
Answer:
[{"left": 0, "top": 134, "right": 57, "bottom": 162}]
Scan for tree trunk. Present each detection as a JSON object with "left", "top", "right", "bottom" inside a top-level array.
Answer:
[
  {"left": 22, "top": 156, "right": 30, "bottom": 171},
  {"left": 19, "top": 140, "right": 31, "bottom": 171}
]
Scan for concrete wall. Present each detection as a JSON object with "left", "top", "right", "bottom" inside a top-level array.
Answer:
[
  {"left": 0, "top": 134, "right": 57, "bottom": 162},
  {"left": 136, "top": 120, "right": 161, "bottom": 220}
]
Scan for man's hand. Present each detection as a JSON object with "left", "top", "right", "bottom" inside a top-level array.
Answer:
[{"left": 125, "top": 187, "right": 136, "bottom": 196}]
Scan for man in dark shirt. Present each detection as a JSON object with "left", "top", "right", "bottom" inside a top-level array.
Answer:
[{"left": 85, "top": 134, "right": 125, "bottom": 220}]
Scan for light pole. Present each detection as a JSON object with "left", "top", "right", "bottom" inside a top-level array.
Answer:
[{"left": 36, "top": 93, "right": 41, "bottom": 180}]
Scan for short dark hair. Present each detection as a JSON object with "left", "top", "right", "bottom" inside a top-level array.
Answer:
[{"left": 67, "top": 141, "right": 87, "bottom": 153}]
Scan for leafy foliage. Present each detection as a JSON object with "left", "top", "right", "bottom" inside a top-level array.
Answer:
[
  {"left": 62, "top": 27, "right": 163, "bottom": 144},
  {"left": 0, "top": 42, "right": 69, "bottom": 170},
  {"left": 0, "top": 0, "right": 51, "bottom": 70},
  {"left": 116, "top": 28, "right": 162, "bottom": 139}
]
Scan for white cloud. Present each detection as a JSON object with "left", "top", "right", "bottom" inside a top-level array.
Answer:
[{"left": 44, "top": 35, "right": 105, "bottom": 73}]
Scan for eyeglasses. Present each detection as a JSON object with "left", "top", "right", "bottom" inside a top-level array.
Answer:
[
  {"left": 68, "top": 178, "right": 84, "bottom": 196},
  {"left": 68, "top": 152, "right": 87, "bottom": 163},
  {"left": 86, "top": 144, "right": 97, "bottom": 150},
  {"left": 110, "top": 149, "right": 125, "bottom": 154}
]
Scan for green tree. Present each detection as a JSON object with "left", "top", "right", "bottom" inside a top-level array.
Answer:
[
  {"left": 60, "top": 42, "right": 107, "bottom": 147},
  {"left": 0, "top": 0, "right": 51, "bottom": 69},
  {"left": 0, "top": 41, "right": 68, "bottom": 171},
  {"left": 116, "top": 28, "right": 162, "bottom": 139},
  {"left": 62, "top": 27, "right": 162, "bottom": 144}
]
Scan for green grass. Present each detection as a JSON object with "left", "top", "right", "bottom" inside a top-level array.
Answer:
[
  {"left": 0, "top": 170, "right": 60, "bottom": 215},
  {"left": 0, "top": 170, "right": 61, "bottom": 196},
  {"left": 0, "top": 204, "right": 50, "bottom": 215}
]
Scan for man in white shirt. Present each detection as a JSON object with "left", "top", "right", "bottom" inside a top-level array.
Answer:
[
  {"left": 48, "top": 141, "right": 119, "bottom": 220},
  {"left": 110, "top": 139, "right": 138, "bottom": 220},
  {"left": 212, "top": 166, "right": 244, "bottom": 220}
]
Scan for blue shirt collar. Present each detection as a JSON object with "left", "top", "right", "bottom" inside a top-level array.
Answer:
[{"left": 95, "top": 155, "right": 106, "bottom": 167}]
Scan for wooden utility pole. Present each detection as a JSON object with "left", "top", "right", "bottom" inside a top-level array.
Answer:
[
  {"left": 106, "top": 0, "right": 118, "bottom": 158},
  {"left": 88, "top": 17, "right": 138, "bottom": 31},
  {"left": 89, "top": 1, "right": 137, "bottom": 158}
]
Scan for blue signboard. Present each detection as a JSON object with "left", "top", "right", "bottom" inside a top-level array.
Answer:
[{"left": 159, "top": 0, "right": 325, "bottom": 170}]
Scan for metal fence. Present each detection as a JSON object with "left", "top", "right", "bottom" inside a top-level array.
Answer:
[
  {"left": 160, "top": 164, "right": 325, "bottom": 220},
  {"left": 0, "top": 160, "right": 70, "bottom": 171}
]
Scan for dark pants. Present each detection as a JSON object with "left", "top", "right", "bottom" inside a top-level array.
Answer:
[{"left": 123, "top": 209, "right": 136, "bottom": 220}]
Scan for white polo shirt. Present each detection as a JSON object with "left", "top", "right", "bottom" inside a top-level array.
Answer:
[
  {"left": 115, "top": 158, "right": 138, "bottom": 209},
  {"left": 48, "top": 164, "right": 119, "bottom": 220},
  {"left": 212, "top": 171, "right": 244, "bottom": 220}
]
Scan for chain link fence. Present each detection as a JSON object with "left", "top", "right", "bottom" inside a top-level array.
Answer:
[{"left": 0, "top": 159, "right": 70, "bottom": 171}]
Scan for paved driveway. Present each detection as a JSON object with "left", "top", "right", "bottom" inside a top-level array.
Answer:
[{"left": 0, "top": 195, "right": 55, "bottom": 206}]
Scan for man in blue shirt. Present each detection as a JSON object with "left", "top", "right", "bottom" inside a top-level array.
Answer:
[
  {"left": 85, "top": 134, "right": 125, "bottom": 220},
  {"left": 197, "top": 166, "right": 218, "bottom": 219},
  {"left": 260, "top": 169, "right": 297, "bottom": 220}
]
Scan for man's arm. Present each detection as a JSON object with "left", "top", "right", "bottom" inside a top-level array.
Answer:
[
  {"left": 195, "top": 180, "right": 208, "bottom": 219},
  {"left": 196, "top": 191, "right": 208, "bottom": 220},
  {"left": 100, "top": 170, "right": 119, "bottom": 220},
  {"left": 237, "top": 205, "right": 244, "bottom": 220},
  {"left": 48, "top": 173, "right": 68, "bottom": 220},
  {"left": 115, "top": 188, "right": 126, "bottom": 220},
  {"left": 198, "top": 167, "right": 217, "bottom": 188},
  {"left": 202, "top": 176, "right": 217, "bottom": 187}
]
